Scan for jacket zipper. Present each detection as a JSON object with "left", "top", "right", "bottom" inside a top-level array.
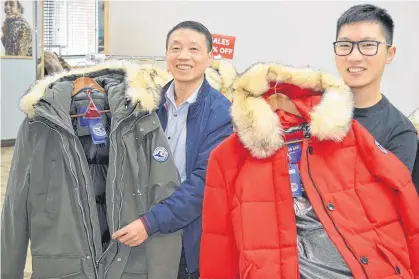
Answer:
[
  {"left": 109, "top": 111, "right": 135, "bottom": 233},
  {"left": 102, "top": 113, "right": 132, "bottom": 278},
  {"left": 305, "top": 142, "right": 369, "bottom": 279},
  {"left": 103, "top": 110, "right": 145, "bottom": 278},
  {"left": 73, "top": 137, "right": 99, "bottom": 257},
  {"left": 29, "top": 121, "right": 98, "bottom": 278}
]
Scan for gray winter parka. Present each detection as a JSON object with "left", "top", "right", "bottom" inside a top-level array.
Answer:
[{"left": 1, "top": 61, "right": 182, "bottom": 279}]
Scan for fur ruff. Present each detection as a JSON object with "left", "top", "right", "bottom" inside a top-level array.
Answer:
[
  {"left": 231, "top": 62, "right": 354, "bottom": 159},
  {"left": 136, "top": 63, "right": 173, "bottom": 89},
  {"left": 138, "top": 59, "right": 238, "bottom": 101},
  {"left": 21, "top": 60, "right": 162, "bottom": 118},
  {"left": 408, "top": 108, "right": 419, "bottom": 135},
  {"left": 205, "top": 59, "right": 238, "bottom": 102}
]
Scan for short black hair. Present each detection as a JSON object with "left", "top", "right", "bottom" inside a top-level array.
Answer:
[
  {"left": 336, "top": 4, "right": 394, "bottom": 45},
  {"left": 166, "top": 21, "right": 213, "bottom": 52}
]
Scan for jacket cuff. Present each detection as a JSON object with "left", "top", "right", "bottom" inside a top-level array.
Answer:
[{"left": 141, "top": 211, "right": 159, "bottom": 236}]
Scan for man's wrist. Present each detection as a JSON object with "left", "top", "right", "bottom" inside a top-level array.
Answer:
[{"left": 140, "top": 211, "right": 159, "bottom": 236}]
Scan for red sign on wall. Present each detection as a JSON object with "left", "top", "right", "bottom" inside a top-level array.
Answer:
[{"left": 211, "top": 34, "right": 236, "bottom": 60}]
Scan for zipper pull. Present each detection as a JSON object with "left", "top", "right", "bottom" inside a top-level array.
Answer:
[{"left": 308, "top": 141, "right": 313, "bottom": 155}]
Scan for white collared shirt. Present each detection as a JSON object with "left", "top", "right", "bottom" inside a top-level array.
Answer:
[{"left": 164, "top": 81, "right": 202, "bottom": 182}]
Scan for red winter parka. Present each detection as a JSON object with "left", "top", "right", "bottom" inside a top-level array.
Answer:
[{"left": 200, "top": 63, "right": 419, "bottom": 279}]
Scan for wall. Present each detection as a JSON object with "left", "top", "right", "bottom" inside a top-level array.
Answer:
[
  {"left": 108, "top": 1, "right": 419, "bottom": 116},
  {"left": 1, "top": 1, "right": 37, "bottom": 140},
  {"left": 1, "top": 59, "right": 35, "bottom": 140}
]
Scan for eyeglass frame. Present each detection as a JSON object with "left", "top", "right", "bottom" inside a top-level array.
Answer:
[{"left": 333, "top": 40, "right": 392, "bottom": 56}]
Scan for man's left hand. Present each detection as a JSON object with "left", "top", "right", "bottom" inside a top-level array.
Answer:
[{"left": 112, "top": 219, "right": 148, "bottom": 247}]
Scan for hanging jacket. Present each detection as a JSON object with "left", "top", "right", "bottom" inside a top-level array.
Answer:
[
  {"left": 409, "top": 108, "right": 419, "bottom": 194},
  {"left": 200, "top": 63, "right": 419, "bottom": 279},
  {"left": 1, "top": 60, "right": 182, "bottom": 279}
]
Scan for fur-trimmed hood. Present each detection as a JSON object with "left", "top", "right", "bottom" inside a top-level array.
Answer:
[
  {"left": 21, "top": 60, "right": 162, "bottom": 119},
  {"left": 231, "top": 63, "right": 353, "bottom": 159},
  {"left": 205, "top": 59, "right": 238, "bottom": 102},
  {"left": 408, "top": 108, "right": 419, "bottom": 136}
]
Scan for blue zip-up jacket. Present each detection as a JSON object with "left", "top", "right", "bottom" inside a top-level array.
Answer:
[{"left": 141, "top": 77, "right": 233, "bottom": 272}]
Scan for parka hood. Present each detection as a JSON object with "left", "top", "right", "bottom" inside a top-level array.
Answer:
[
  {"left": 408, "top": 108, "right": 419, "bottom": 136},
  {"left": 231, "top": 62, "right": 354, "bottom": 159},
  {"left": 20, "top": 60, "right": 163, "bottom": 118}
]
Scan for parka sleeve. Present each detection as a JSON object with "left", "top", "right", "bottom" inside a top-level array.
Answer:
[
  {"left": 375, "top": 159, "right": 419, "bottom": 279},
  {"left": 200, "top": 152, "right": 239, "bottom": 279},
  {"left": 1, "top": 119, "right": 33, "bottom": 279},
  {"left": 355, "top": 121, "right": 419, "bottom": 279}
]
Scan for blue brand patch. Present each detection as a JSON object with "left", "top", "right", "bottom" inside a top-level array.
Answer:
[
  {"left": 375, "top": 140, "right": 388, "bottom": 154},
  {"left": 287, "top": 142, "right": 302, "bottom": 164},
  {"left": 153, "top": 147, "right": 169, "bottom": 162},
  {"left": 87, "top": 118, "right": 107, "bottom": 145},
  {"left": 289, "top": 163, "right": 303, "bottom": 197}
]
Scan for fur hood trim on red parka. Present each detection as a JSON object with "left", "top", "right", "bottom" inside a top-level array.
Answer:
[{"left": 231, "top": 62, "right": 353, "bottom": 159}]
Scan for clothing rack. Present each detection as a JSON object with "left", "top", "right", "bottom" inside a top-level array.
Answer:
[
  {"left": 85, "top": 53, "right": 166, "bottom": 64},
  {"left": 85, "top": 53, "right": 223, "bottom": 64}
]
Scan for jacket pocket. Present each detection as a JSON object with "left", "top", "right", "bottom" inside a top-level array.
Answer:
[
  {"left": 45, "top": 160, "right": 57, "bottom": 214},
  {"left": 45, "top": 160, "right": 63, "bottom": 215},
  {"left": 121, "top": 245, "right": 148, "bottom": 279},
  {"left": 31, "top": 256, "right": 86, "bottom": 279},
  {"left": 376, "top": 243, "right": 412, "bottom": 279}
]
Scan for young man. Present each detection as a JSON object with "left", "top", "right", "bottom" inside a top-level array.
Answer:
[
  {"left": 334, "top": 4, "right": 417, "bottom": 172},
  {"left": 112, "top": 21, "right": 233, "bottom": 279}
]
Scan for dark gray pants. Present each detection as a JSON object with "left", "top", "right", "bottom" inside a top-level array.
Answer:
[
  {"left": 177, "top": 249, "right": 199, "bottom": 279},
  {"left": 177, "top": 266, "right": 199, "bottom": 279}
]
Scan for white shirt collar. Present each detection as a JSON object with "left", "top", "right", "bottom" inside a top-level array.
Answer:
[{"left": 165, "top": 80, "right": 203, "bottom": 108}]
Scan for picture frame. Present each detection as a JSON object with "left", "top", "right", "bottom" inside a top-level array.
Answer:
[{"left": 0, "top": 0, "right": 34, "bottom": 59}]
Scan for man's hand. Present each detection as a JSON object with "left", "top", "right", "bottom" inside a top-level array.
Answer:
[{"left": 112, "top": 219, "right": 148, "bottom": 247}]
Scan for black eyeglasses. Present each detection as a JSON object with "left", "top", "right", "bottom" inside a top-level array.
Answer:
[{"left": 333, "top": 40, "right": 391, "bottom": 56}]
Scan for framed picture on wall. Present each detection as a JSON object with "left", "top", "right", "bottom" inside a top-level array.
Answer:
[{"left": 0, "top": 0, "right": 33, "bottom": 59}]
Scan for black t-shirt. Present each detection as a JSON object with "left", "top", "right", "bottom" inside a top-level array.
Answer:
[
  {"left": 413, "top": 143, "right": 419, "bottom": 193},
  {"left": 353, "top": 95, "right": 418, "bottom": 172}
]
